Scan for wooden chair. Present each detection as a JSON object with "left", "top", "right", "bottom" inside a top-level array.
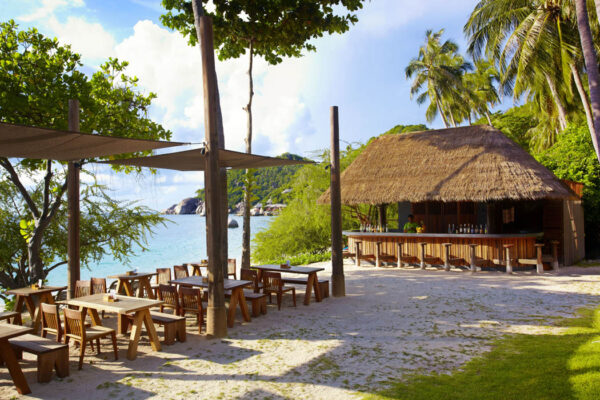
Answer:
[
  {"left": 41, "top": 303, "right": 63, "bottom": 343},
  {"left": 227, "top": 259, "right": 237, "bottom": 279},
  {"left": 240, "top": 268, "right": 263, "bottom": 293},
  {"left": 262, "top": 272, "right": 296, "bottom": 310},
  {"left": 91, "top": 278, "right": 107, "bottom": 318},
  {"left": 179, "top": 287, "right": 205, "bottom": 334},
  {"left": 63, "top": 308, "right": 117, "bottom": 370},
  {"left": 173, "top": 265, "right": 189, "bottom": 280},
  {"left": 157, "top": 284, "right": 180, "bottom": 315},
  {"left": 74, "top": 280, "right": 91, "bottom": 298},
  {"left": 152, "top": 268, "right": 172, "bottom": 296}
]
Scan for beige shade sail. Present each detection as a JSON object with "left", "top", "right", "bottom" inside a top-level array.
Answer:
[
  {"left": 101, "top": 148, "right": 312, "bottom": 170},
  {"left": 318, "top": 125, "right": 575, "bottom": 205},
  {"left": 0, "top": 122, "right": 186, "bottom": 160}
]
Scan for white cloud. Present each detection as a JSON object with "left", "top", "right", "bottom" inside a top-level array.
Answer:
[{"left": 18, "top": 0, "right": 84, "bottom": 22}]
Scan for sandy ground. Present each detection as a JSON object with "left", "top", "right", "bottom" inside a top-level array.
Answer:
[{"left": 2, "top": 261, "right": 600, "bottom": 400}]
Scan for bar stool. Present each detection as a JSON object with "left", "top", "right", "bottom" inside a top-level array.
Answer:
[
  {"left": 468, "top": 244, "right": 478, "bottom": 273},
  {"left": 442, "top": 243, "right": 452, "bottom": 271},
  {"left": 503, "top": 244, "right": 514, "bottom": 274},
  {"left": 354, "top": 241, "right": 362, "bottom": 267},
  {"left": 550, "top": 240, "right": 560, "bottom": 270},
  {"left": 534, "top": 243, "right": 544, "bottom": 274},
  {"left": 396, "top": 242, "right": 403, "bottom": 268},
  {"left": 418, "top": 242, "right": 427, "bottom": 270},
  {"left": 375, "top": 241, "right": 382, "bottom": 268}
]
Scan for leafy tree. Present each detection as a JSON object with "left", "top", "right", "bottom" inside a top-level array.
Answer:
[
  {"left": 536, "top": 123, "right": 600, "bottom": 257},
  {"left": 462, "top": 59, "right": 500, "bottom": 125},
  {"left": 161, "top": 0, "right": 365, "bottom": 269},
  {"left": 405, "top": 29, "right": 472, "bottom": 128},
  {"left": 0, "top": 21, "right": 171, "bottom": 289}
]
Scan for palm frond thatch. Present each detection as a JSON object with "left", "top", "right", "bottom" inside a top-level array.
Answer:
[{"left": 318, "top": 125, "right": 573, "bottom": 205}]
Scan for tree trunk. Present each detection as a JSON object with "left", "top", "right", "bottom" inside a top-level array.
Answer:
[
  {"left": 544, "top": 73, "right": 568, "bottom": 131},
  {"left": 435, "top": 97, "right": 450, "bottom": 128},
  {"left": 576, "top": 0, "right": 600, "bottom": 162},
  {"left": 485, "top": 110, "right": 493, "bottom": 126},
  {"left": 571, "top": 63, "right": 596, "bottom": 141},
  {"left": 241, "top": 41, "right": 254, "bottom": 270},
  {"left": 448, "top": 111, "right": 457, "bottom": 127}
]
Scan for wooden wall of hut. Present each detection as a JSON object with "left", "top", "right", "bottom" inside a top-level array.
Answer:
[{"left": 411, "top": 201, "right": 477, "bottom": 233}]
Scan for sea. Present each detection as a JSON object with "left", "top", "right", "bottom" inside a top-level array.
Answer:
[{"left": 45, "top": 215, "right": 274, "bottom": 287}]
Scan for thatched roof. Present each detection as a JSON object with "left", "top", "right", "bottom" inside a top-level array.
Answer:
[{"left": 319, "top": 125, "right": 574, "bottom": 205}]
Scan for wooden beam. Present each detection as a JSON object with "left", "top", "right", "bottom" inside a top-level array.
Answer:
[
  {"left": 194, "top": 7, "right": 227, "bottom": 338},
  {"left": 330, "top": 106, "right": 345, "bottom": 297},
  {"left": 67, "top": 99, "right": 80, "bottom": 300}
]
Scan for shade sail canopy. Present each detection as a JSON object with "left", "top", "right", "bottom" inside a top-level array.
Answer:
[
  {"left": 0, "top": 122, "right": 186, "bottom": 161},
  {"left": 318, "top": 125, "right": 575, "bottom": 205},
  {"left": 101, "top": 148, "right": 312, "bottom": 170}
]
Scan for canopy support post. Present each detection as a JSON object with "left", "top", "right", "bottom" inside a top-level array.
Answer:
[
  {"left": 67, "top": 99, "right": 80, "bottom": 300},
  {"left": 330, "top": 106, "right": 345, "bottom": 297},
  {"left": 194, "top": 7, "right": 227, "bottom": 338}
]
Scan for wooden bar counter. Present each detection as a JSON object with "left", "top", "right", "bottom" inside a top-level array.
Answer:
[{"left": 343, "top": 231, "right": 542, "bottom": 267}]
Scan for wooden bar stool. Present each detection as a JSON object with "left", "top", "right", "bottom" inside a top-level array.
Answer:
[
  {"left": 469, "top": 244, "right": 478, "bottom": 273},
  {"left": 375, "top": 241, "right": 382, "bottom": 268},
  {"left": 442, "top": 243, "right": 452, "bottom": 271},
  {"left": 535, "top": 243, "right": 544, "bottom": 274},
  {"left": 397, "top": 242, "right": 403, "bottom": 268},
  {"left": 418, "top": 242, "right": 427, "bottom": 270},
  {"left": 551, "top": 240, "right": 560, "bottom": 270},
  {"left": 503, "top": 244, "right": 514, "bottom": 274},
  {"left": 354, "top": 241, "right": 362, "bottom": 267}
]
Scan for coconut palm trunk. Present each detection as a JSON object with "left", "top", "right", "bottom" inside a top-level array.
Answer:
[
  {"left": 485, "top": 110, "right": 493, "bottom": 126},
  {"left": 435, "top": 97, "right": 450, "bottom": 128},
  {"left": 544, "top": 73, "right": 568, "bottom": 131},
  {"left": 575, "top": 0, "right": 600, "bottom": 162},
  {"left": 241, "top": 40, "right": 254, "bottom": 270},
  {"left": 570, "top": 63, "right": 596, "bottom": 147}
]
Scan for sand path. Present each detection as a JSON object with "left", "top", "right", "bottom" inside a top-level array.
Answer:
[{"left": 1, "top": 261, "right": 599, "bottom": 399}]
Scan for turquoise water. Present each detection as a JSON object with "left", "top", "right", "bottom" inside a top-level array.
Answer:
[{"left": 46, "top": 215, "right": 274, "bottom": 286}]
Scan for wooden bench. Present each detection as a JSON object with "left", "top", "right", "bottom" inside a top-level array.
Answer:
[
  {"left": 243, "top": 291, "right": 268, "bottom": 317},
  {"left": 149, "top": 312, "right": 186, "bottom": 345},
  {"left": 281, "top": 277, "right": 330, "bottom": 298},
  {"left": 0, "top": 311, "right": 22, "bottom": 325},
  {"left": 8, "top": 334, "right": 69, "bottom": 383}
]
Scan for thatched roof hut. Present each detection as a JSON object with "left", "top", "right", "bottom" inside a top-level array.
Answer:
[{"left": 318, "top": 125, "right": 573, "bottom": 205}]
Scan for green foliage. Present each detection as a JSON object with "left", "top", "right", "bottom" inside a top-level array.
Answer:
[
  {"left": 475, "top": 104, "right": 539, "bottom": 151},
  {"left": 365, "top": 306, "right": 600, "bottom": 400},
  {"left": 536, "top": 123, "right": 600, "bottom": 257},
  {"left": 161, "top": 0, "right": 364, "bottom": 65},
  {"left": 196, "top": 153, "right": 307, "bottom": 208}
]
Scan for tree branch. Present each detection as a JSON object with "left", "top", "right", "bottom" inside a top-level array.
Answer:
[
  {"left": 45, "top": 260, "right": 67, "bottom": 273},
  {"left": 42, "top": 160, "right": 53, "bottom": 217},
  {"left": 0, "top": 157, "right": 41, "bottom": 218}
]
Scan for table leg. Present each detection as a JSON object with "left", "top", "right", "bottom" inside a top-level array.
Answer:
[
  {"left": 126, "top": 311, "right": 145, "bottom": 360},
  {"left": 304, "top": 274, "right": 314, "bottom": 306},
  {"left": 13, "top": 295, "right": 24, "bottom": 314},
  {"left": 88, "top": 309, "right": 102, "bottom": 326},
  {"left": 236, "top": 288, "right": 251, "bottom": 323},
  {"left": 192, "top": 266, "right": 201, "bottom": 276},
  {"left": 32, "top": 293, "right": 54, "bottom": 332},
  {"left": 312, "top": 273, "right": 322, "bottom": 302},
  {"left": 141, "top": 309, "right": 161, "bottom": 352},
  {"left": 0, "top": 340, "right": 31, "bottom": 395},
  {"left": 227, "top": 290, "right": 238, "bottom": 328},
  {"left": 139, "top": 278, "right": 155, "bottom": 299}
]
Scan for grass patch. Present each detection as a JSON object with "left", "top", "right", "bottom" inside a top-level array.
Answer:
[{"left": 366, "top": 307, "right": 600, "bottom": 400}]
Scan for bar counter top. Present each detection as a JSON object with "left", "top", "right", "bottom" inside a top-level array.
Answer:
[{"left": 342, "top": 231, "right": 543, "bottom": 239}]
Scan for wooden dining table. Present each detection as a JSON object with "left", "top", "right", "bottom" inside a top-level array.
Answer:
[
  {"left": 253, "top": 264, "right": 325, "bottom": 305},
  {"left": 59, "top": 293, "right": 163, "bottom": 360},
  {"left": 170, "top": 277, "right": 252, "bottom": 328},
  {"left": 0, "top": 324, "right": 34, "bottom": 394},
  {"left": 6, "top": 286, "right": 66, "bottom": 332},
  {"left": 108, "top": 272, "right": 157, "bottom": 299}
]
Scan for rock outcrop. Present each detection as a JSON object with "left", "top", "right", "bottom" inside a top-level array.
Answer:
[{"left": 162, "top": 198, "right": 205, "bottom": 215}]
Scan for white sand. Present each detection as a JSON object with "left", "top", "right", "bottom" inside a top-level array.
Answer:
[{"left": 2, "top": 261, "right": 600, "bottom": 400}]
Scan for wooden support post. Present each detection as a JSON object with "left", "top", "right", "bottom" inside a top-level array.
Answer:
[
  {"left": 443, "top": 243, "right": 451, "bottom": 271},
  {"left": 397, "top": 242, "right": 403, "bottom": 268},
  {"left": 504, "top": 244, "right": 514, "bottom": 274},
  {"left": 469, "top": 244, "right": 478, "bottom": 273},
  {"left": 377, "top": 204, "right": 387, "bottom": 228},
  {"left": 67, "top": 99, "right": 80, "bottom": 300},
  {"left": 329, "top": 106, "right": 345, "bottom": 297},
  {"left": 535, "top": 243, "right": 544, "bottom": 274},
  {"left": 375, "top": 242, "right": 381, "bottom": 268},
  {"left": 551, "top": 240, "right": 560, "bottom": 270},
  {"left": 419, "top": 242, "right": 427, "bottom": 269},
  {"left": 354, "top": 241, "right": 361, "bottom": 267},
  {"left": 194, "top": 8, "right": 227, "bottom": 338}
]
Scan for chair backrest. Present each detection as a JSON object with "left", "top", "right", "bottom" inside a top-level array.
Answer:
[
  {"left": 90, "top": 278, "right": 107, "bottom": 294},
  {"left": 227, "top": 259, "right": 236, "bottom": 274},
  {"left": 63, "top": 308, "right": 85, "bottom": 339},
  {"left": 156, "top": 268, "right": 171, "bottom": 284},
  {"left": 74, "top": 280, "right": 91, "bottom": 298},
  {"left": 240, "top": 268, "right": 258, "bottom": 288},
  {"left": 263, "top": 271, "right": 282, "bottom": 292},
  {"left": 173, "top": 265, "right": 189, "bottom": 280},
  {"left": 158, "top": 284, "right": 180, "bottom": 308},
  {"left": 179, "top": 287, "right": 202, "bottom": 312},
  {"left": 41, "top": 303, "right": 61, "bottom": 334}
]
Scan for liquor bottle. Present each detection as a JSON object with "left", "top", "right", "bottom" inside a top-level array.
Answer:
[
  {"left": 484, "top": 224, "right": 488, "bottom": 234},
  {"left": 451, "top": 224, "right": 455, "bottom": 234}
]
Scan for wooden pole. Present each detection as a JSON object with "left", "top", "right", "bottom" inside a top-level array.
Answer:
[
  {"left": 194, "top": 9, "right": 227, "bottom": 338},
  {"left": 330, "top": 106, "right": 345, "bottom": 297},
  {"left": 67, "top": 99, "right": 80, "bottom": 300}
]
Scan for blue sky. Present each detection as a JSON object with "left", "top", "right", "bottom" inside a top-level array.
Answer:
[{"left": 0, "top": 0, "right": 483, "bottom": 210}]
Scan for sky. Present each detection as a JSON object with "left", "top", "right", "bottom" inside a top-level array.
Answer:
[{"left": 0, "top": 0, "right": 482, "bottom": 211}]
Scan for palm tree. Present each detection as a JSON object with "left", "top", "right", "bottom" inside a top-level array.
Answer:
[
  {"left": 463, "top": 59, "right": 501, "bottom": 125},
  {"left": 464, "top": 0, "right": 583, "bottom": 135},
  {"left": 575, "top": 0, "right": 600, "bottom": 162},
  {"left": 405, "top": 29, "right": 472, "bottom": 128}
]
